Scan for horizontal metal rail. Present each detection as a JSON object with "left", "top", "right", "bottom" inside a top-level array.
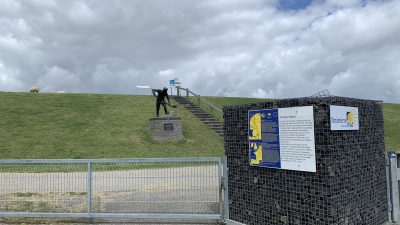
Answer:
[
  {"left": 0, "top": 212, "right": 221, "bottom": 220},
  {"left": 0, "top": 157, "right": 222, "bottom": 164}
]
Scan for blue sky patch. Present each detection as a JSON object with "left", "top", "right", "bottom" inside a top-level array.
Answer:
[{"left": 278, "top": 0, "right": 312, "bottom": 11}]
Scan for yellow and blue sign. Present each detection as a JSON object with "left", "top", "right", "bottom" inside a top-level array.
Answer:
[{"left": 248, "top": 109, "right": 281, "bottom": 169}]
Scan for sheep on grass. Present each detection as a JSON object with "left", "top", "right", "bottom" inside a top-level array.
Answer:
[{"left": 29, "top": 87, "right": 39, "bottom": 93}]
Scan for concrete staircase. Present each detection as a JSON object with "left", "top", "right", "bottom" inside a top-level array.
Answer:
[{"left": 173, "top": 96, "right": 224, "bottom": 137}]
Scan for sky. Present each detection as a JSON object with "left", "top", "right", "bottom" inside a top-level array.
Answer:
[{"left": 0, "top": 0, "right": 399, "bottom": 102}]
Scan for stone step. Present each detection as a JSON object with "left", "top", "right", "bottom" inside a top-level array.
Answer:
[
  {"left": 192, "top": 113, "right": 212, "bottom": 117},
  {"left": 201, "top": 120, "right": 221, "bottom": 124},
  {"left": 206, "top": 121, "right": 222, "bottom": 125},
  {"left": 197, "top": 117, "right": 218, "bottom": 120},
  {"left": 203, "top": 120, "right": 221, "bottom": 124},
  {"left": 173, "top": 96, "right": 223, "bottom": 137},
  {"left": 187, "top": 107, "right": 202, "bottom": 110},
  {"left": 196, "top": 114, "right": 214, "bottom": 117},
  {"left": 182, "top": 106, "right": 200, "bottom": 110},
  {"left": 213, "top": 128, "right": 224, "bottom": 132},
  {"left": 206, "top": 123, "right": 223, "bottom": 126},
  {"left": 203, "top": 119, "right": 219, "bottom": 122},
  {"left": 175, "top": 103, "right": 200, "bottom": 108},
  {"left": 190, "top": 111, "right": 208, "bottom": 114},
  {"left": 197, "top": 117, "right": 216, "bottom": 120},
  {"left": 209, "top": 127, "right": 223, "bottom": 130}
]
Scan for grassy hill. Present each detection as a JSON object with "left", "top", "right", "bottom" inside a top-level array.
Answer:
[
  {"left": 383, "top": 103, "right": 400, "bottom": 152},
  {"left": 0, "top": 92, "right": 224, "bottom": 159},
  {"left": 0, "top": 92, "right": 398, "bottom": 159}
]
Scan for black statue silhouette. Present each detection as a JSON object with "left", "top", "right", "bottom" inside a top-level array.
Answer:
[{"left": 152, "top": 87, "right": 170, "bottom": 117}]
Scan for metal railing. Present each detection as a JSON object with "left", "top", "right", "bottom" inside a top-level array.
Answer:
[
  {"left": 176, "top": 87, "right": 223, "bottom": 115},
  {"left": 387, "top": 152, "right": 400, "bottom": 223},
  {"left": 0, "top": 157, "right": 228, "bottom": 223}
]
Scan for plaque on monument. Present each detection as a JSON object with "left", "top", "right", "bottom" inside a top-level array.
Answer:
[{"left": 164, "top": 123, "right": 174, "bottom": 131}]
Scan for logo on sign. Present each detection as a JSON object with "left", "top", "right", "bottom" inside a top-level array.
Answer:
[
  {"left": 330, "top": 106, "right": 359, "bottom": 130},
  {"left": 346, "top": 111, "right": 355, "bottom": 126},
  {"left": 331, "top": 109, "right": 358, "bottom": 128}
]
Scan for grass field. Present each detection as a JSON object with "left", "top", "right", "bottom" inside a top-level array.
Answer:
[
  {"left": 0, "top": 92, "right": 399, "bottom": 160},
  {"left": 0, "top": 92, "right": 224, "bottom": 159},
  {"left": 383, "top": 103, "right": 400, "bottom": 151}
]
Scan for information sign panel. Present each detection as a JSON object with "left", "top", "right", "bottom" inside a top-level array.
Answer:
[{"left": 248, "top": 106, "right": 316, "bottom": 172}]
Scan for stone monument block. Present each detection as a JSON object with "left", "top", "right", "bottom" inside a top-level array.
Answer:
[{"left": 149, "top": 115, "right": 184, "bottom": 141}]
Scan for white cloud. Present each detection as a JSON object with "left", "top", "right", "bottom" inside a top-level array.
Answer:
[
  {"left": 159, "top": 69, "right": 175, "bottom": 77},
  {"left": 0, "top": 0, "right": 399, "bottom": 102},
  {"left": 0, "top": 64, "right": 23, "bottom": 91},
  {"left": 38, "top": 66, "right": 81, "bottom": 92},
  {"left": 325, "top": 0, "right": 360, "bottom": 7}
]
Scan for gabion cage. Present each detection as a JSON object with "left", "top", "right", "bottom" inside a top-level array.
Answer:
[{"left": 223, "top": 97, "right": 387, "bottom": 225}]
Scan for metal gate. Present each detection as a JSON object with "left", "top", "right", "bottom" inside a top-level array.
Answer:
[{"left": 0, "top": 157, "right": 228, "bottom": 223}]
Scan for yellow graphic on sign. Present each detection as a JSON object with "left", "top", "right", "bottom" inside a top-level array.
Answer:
[
  {"left": 346, "top": 111, "right": 357, "bottom": 125},
  {"left": 249, "top": 113, "right": 261, "bottom": 140},
  {"left": 250, "top": 142, "right": 263, "bottom": 165}
]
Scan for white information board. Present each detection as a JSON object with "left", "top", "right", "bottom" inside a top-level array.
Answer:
[
  {"left": 248, "top": 106, "right": 316, "bottom": 172},
  {"left": 330, "top": 105, "right": 359, "bottom": 130}
]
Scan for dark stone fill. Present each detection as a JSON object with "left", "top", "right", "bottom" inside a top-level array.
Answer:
[{"left": 223, "top": 97, "right": 387, "bottom": 225}]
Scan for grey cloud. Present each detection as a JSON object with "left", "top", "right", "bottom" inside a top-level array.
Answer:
[{"left": 0, "top": 0, "right": 399, "bottom": 102}]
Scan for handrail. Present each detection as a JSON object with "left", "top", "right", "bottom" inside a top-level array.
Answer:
[{"left": 176, "top": 87, "right": 223, "bottom": 114}]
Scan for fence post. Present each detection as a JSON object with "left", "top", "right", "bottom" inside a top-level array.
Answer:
[
  {"left": 222, "top": 156, "right": 229, "bottom": 222},
  {"left": 87, "top": 161, "right": 93, "bottom": 216},
  {"left": 388, "top": 152, "right": 400, "bottom": 222},
  {"left": 186, "top": 88, "right": 189, "bottom": 98},
  {"left": 177, "top": 87, "right": 180, "bottom": 96},
  {"left": 218, "top": 158, "right": 223, "bottom": 221}
]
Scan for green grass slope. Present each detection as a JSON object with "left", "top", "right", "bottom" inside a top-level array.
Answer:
[
  {"left": 383, "top": 103, "right": 400, "bottom": 151},
  {"left": 1, "top": 92, "right": 398, "bottom": 159},
  {"left": 0, "top": 92, "right": 223, "bottom": 159}
]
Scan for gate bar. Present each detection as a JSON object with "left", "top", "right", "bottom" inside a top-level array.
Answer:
[
  {"left": 0, "top": 212, "right": 221, "bottom": 220},
  {"left": 0, "top": 157, "right": 222, "bottom": 164},
  {"left": 87, "top": 161, "right": 92, "bottom": 215},
  {"left": 388, "top": 152, "right": 400, "bottom": 222},
  {"left": 223, "top": 156, "right": 229, "bottom": 221}
]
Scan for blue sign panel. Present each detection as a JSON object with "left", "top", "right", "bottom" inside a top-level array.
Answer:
[
  {"left": 249, "top": 109, "right": 281, "bottom": 169},
  {"left": 389, "top": 152, "right": 397, "bottom": 159}
]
